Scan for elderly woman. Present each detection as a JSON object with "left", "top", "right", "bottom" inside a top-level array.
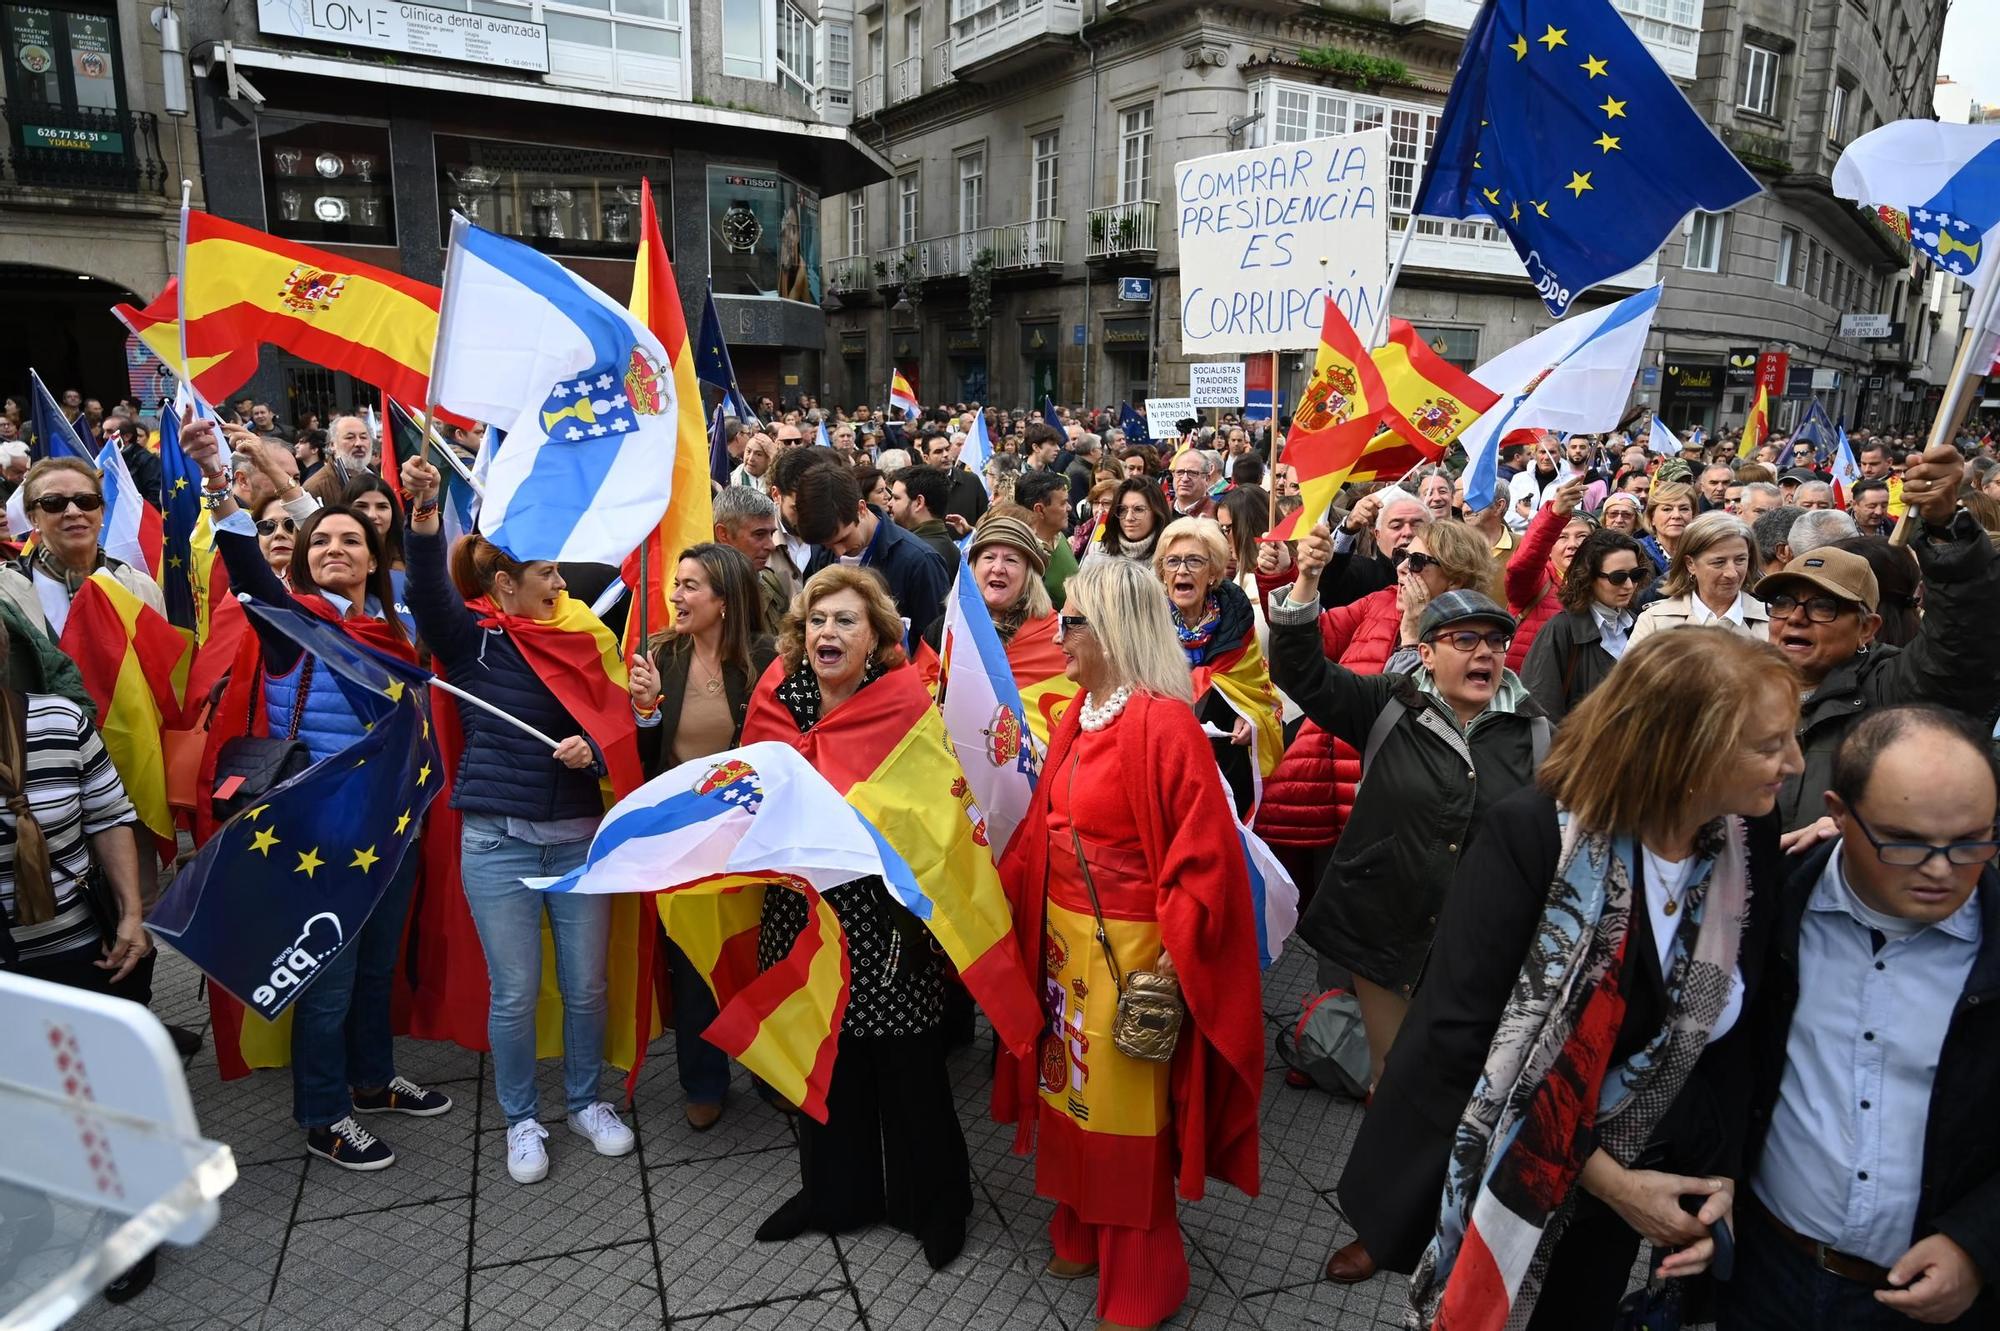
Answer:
[
  {"left": 1093, "top": 476, "right": 1170, "bottom": 563},
  {"left": 0, "top": 458, "right": 167, "bottom": 634},
  {"left": 1343, "top": 630, "right": 1800, "bottom": 1328},
  {"left": 1630, "top": 511, "right": 1768, "bottom": 645},
  {"left": 1520, "top": 527, "right": 1649, "bottom": 723},
  {"left": 992, "top": 557, "right": 1264, "bottom": 1331},
  {"left": 1503, "top": 477, "right": 1590, "bottom": 670},
  {"left": 251, "top": 497, "right": 298, "bottom": 587},
  {"left": 1639, "top": 480, "right": 1697, "bottom": 576},
  {"left": 741, "top": 566, "right": 974, "bottom": 1271},
  {"left": 1600, "top": 490, "right": 1644, "bottom": 535},
  {"left": 1154, "top": 516, "right": 1279, "bottom": 817},
  {"left": 1269, "top": 521, "right": 1552, "bottom": 1286},
  {"left": 1073, "top": 477, "right": 1119, "bottom": 556}
]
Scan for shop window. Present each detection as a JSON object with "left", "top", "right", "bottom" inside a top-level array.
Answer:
[
  {"left": 262, "top": 116, "right": 396, "bottom": 247},
  {"left": 434, "top": 134, "right": 671, "bottom": 259},
  {"left": 707, "top": 163, "right": 819, "bottom": 303},
  {"left": 0, "top": 2, "right": 156, "bottom": 191}
]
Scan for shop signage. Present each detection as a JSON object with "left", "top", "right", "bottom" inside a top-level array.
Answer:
[
  {"left": 1755, "top": 350, "right": 1789, "bottom": 398},
  {"left": 1119, "top": 277, "right": 1153, "bottom": 303},
  {"left": 945, "top": 328, "right": 982, "bottom": 353},
  {"left": 1840, "top": 313, "right": 1893, "bottom": 339},
  {"left": 839, "top": 330, "right": 867, "bottom": 353},
  {"left": 1726, "top": 346, "right": 1758, "bottom": 388},
  {"left": 1663, "top": 363, "right": 1722, "bottom": 400},
  {"left": 255, "top": 0, "right": 549, "bottom": 74},
  {"left": 1189, "top": 361, "right": 1245, "bottom": 407},
  {"left": 1020, "top": 323, "right": 1056, "bottom": 355},
  {"left": 1786, "top": 365, "right": 1814, "bottom": 398},
  {"left": 1102, "top": 316, "right": 1150, "bottom": 347},
  {"left": 20, "top": 124, "right": 123, "bottom": 153}
]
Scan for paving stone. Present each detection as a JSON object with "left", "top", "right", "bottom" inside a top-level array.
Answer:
[
  {"left": 650, "top": 1149, "right": 843, "bottom": 1317},
  {"left": 260, "top": 1198, "right": 470, "bottom": 1329},
  {"left": 473, "top": 1123, "right": 651, "bottom": 1265},
  {"left": 466, "top": 1239, "right": 663, "bottom": 1330}
]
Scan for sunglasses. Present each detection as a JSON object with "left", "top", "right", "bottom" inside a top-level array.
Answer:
[
  {"left": 1595, "top": 568, "right": 1644, "bottom": 587},
  {"left": 255, "top": 516, "right": 298, "bottom": 537},
  {"left": 32, "top": 492, "right": 104, "bottom": 515},
  {"left": 1401, "top": 551, "right": 1440, "bottom": 574},
  {"left": 1057, "top": 613, "right": 1091, "bottom": 635}
]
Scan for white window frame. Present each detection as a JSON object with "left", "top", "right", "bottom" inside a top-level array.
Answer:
[
  {"left": 775, "top": 2, "right": 816, "bottom": 102},
  {"left": 719, "top": 0, "right": 770, "bottom": 80},
  {"left": 1739, "top": 43, "right": 1779, "bottom": 115},
  {"left": 1684, "top": 212, "right": 1724, "bottom": 272},
  {"left": 824, "top": 20, "right": 852, "bottom": 91},
  {"left": 1775, "top": 225, "right": 1798, "bottom": 285},
  {"left": 847, "top": 193, "right": 865, "bottom": 258},
  {"left": 521, "top": 0, "right": 690, "bottom": 98},
  {"left": 1117, "top": 104, "right": 1154, "bottom": 205},
  {"left": 1032, "top": 130, "right": 1059, "bottom": 222},
  {"left": 898, "top": 171, "right": 919, "bottom": 247},
  {"left": 1827, "top": 81, "right": 1847, "bottom": 141},
  {"left": 957, "top": 149, "right": 985, "bottom": 232}
]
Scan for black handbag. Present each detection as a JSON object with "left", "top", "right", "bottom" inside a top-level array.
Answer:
[{"left": 210, "top": 655, "right": 315, "bottom": 823}]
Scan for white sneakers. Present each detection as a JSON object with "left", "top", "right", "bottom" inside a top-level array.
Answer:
[
  {"left": 504, "top": 1104, "right": 634, "bottom": 1184},
  {"left": 567, "top": 1101, "right": 636, "bottom": 1157},
  {"left": 506, "top": 1119, "right": 550, "bottom": 1184}
]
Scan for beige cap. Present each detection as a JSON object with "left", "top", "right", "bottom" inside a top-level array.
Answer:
[{"left": 1754, "top": 546, "right": 1879, "bottom": 613}]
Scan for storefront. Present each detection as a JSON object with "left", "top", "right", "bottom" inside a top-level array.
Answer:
[
  {"left": 836, "top": 327, "right": 869, "bottom": 408},
  {"left": 1100, "top": 315, "right": 1151, "bottom": 408},
  {"left": 1660, "top": 361, "right": 1723, "bottom": 434},
  {"left": 945, "top": 327, "right": 986, "bottom": 404},
  {"left": 1020, "top": 321, "right": 1058, "bottom": 411}
]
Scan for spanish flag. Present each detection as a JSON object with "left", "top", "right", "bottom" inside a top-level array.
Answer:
[
  {"left": 58, "top": 572, "right": 189, "bottom": 860},
  {"left": 1267, "top": 410, "right": 1394, "bottom": 541},
  {"left": 1005, "top": 611, "right": 1078, "bottom": 752},
  {"left": 111, "top": 278, "right": 258, "bottom": 402},
  {"left": 1191, "top": 635, "right": 1284, "bottom": 809},
  {"left": 1738, "top": 383, "right": 1770, "bottom": 459},
  {"left": 890, "top": 370, "right": 921, "bottom": 418},
  {"left": 1293, "top": 295, "right": 1393, "bottom": 433},
  {"left": 619, "top": 178, "right": 712, "bottom": 656},
  {"left": 180, "top": 210, "right": 442, "bottom": 411},
  {"left": 1373, "top": 318, "right": 1500, "bottom": 456},
  {"left": 741, "top": 662, "right": 1041, "bottom": 1058}
]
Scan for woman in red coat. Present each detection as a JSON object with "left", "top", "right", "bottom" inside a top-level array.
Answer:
[
  {"left": 1503, "top": 476, "right": 1590, "bottom": 671},
  {"left": 994, "top": 557, "right": 1264, "bottom": 1331}
]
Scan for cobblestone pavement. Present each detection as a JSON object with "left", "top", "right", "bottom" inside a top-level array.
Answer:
[{"left": 68, "top": 943, "right": 1419, "bottom": 1331}]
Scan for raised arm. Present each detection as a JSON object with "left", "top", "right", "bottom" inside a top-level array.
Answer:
[
  {"left": 397, "top": 453, "right": 488, "bottom": 672},
  {"left": 1266, "top": 522, "right": 1402, "bottom": 747}
]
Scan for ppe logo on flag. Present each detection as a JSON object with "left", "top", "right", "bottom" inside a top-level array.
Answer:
[{"left": 277, "top": 265, "right": 350, "bottom": 314}]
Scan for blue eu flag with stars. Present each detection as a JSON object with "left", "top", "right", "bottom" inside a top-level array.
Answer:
[
  {"left": 148, "top": 599, "right": 444, "bottom": 1021},
  {"left": 1415, "top": 0, "right": 1762, "bottom": 317}
]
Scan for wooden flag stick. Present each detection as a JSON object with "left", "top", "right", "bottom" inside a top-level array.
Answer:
[{"left": 1889, "top": 267, "right": 1999, "bottom": 548}]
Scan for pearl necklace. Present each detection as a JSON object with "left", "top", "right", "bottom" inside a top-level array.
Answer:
[{"left": 1078, "top": 685, "right": 1132, "bottom": 731}]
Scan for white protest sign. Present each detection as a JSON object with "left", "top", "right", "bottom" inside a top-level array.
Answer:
[
  {"left": 1175, "top": 129, "right": 1389, "bottom": 357},
  {"left": 1189, "top": 362, "right": 1245, "bottom": 407},
  {"left": 1145, "top": 397, "right": 1196, "bottom": 440}
]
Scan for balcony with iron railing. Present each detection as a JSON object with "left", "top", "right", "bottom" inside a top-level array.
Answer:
[
  {"left": 868, "top": 218, "right": 1067, "bottom": 292},
  {"left": 1392, "top": 210, "right": 1660, "bottom": 290},
  {"left": 1085, "top": 199, "right": 1159, "bottom": 261},
  {"left": 827, "top": 253, "right": 873, "bottom": 294},
  {"left": 856, "top": 72, "right": 884, "bottom": 117},
  {"left": 947, "top": 0, "right": 1082, "bottom": 81},
  {"left": 997, "top": 217, "right": 1064, "bottom": 269},
  {"left": 0, "top": 100, "right": 169, "bottom": 200}
]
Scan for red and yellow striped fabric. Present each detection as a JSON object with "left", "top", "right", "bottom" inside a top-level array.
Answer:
[{"left": 111, "top": 278, "right": 258, "bottom": 402}]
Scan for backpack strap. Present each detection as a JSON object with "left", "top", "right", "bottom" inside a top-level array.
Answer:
[
  {"left": 1360, "top": 696, "right": 1407, "bottom": 777},
  {"left": 1529, "top": 715, "right": 1551, "bottom": 768}
]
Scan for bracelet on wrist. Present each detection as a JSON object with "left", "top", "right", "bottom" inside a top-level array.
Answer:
[
  {"left": 633, "top": 702, "right": 660, "bottom": 720},
  {"left": 410, "top": 501, "right": 439, "bottom": 521}
]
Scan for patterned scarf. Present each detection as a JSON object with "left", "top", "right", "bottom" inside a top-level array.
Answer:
[
  {"left": 1408, "top": 812, "right": 1748, "bottom": 1331},
  {"left": 1171, "top": 593, "right": 1222, "bottom": 664}
]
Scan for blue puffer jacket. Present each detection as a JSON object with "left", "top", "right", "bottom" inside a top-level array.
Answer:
[
  {"left": 263, "top": 656, "right": 362, "bottom": 762},
  {"left": 402, "top": 528, "right": 604, "bottom": 821}
]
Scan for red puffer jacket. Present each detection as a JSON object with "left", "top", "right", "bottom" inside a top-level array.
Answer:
[
  {"left": 1253, "top": 586, "right": 1402, "bottom": 849},
  {"left": 1505, "top": 501, "right": 1569, "bottom": 672}
]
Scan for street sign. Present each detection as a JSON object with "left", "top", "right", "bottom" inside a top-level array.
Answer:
[
  {"left": 1840, "top": 313, "right": 1893, "bottom": 339},
  {"left": 1189, "top": 361, "right": 1245, "bottom": 407},
  {"left": 1119, "top": 277, "right": 1154, "bottom": 303}
]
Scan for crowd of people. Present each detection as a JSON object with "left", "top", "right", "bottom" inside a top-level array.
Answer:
[{"left": 6, "top": 380, "right": 2000, "bottom": 1330}]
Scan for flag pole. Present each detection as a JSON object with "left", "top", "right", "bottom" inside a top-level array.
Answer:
[
  {"left": 428, "top": 677, "right": 562, "bottom": 749},
  {"left": 1267, "top": 347, "right": 1282, "bottom": 531},
  {"left": 1368, "top": 216, "right": 1420, "bottom": 348},
  {"left": 636, "top": 539, "right": 650, "bottom": 650},
  {"left": 1888, "top": 267, "right": 2000, "bottom": 548}
]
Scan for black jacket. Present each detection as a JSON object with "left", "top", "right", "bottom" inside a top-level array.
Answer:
[
  {"left": 1742, "top": 844, "right": 2000, "bottom": 1293},
  {"left": 636, "top": 635, "right": 777, "bottom": 778},
  {"left": 1341, "top": 786, "right": 1779, "bottom": 1271},
  {"left": 1269, "top": 598, "right": 1547, "bottom": 992},
  {"left": 942, "top": 463, "right": 990, "bottom": 525},
  {"left": 1519, "top": 607, "right": 1619, "bottom": 725},
  {"left": 805, "top": 507, "right": 951, "bottom": 633},
  {"left": 1778, "top": 511, "right": 2000, "bottom": 831}
]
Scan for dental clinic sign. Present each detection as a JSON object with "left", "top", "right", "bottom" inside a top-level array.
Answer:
[
  {"left": 257, "top": 0, "right": 549, "bottom": 73},
  {"left": 1175, "top": 129, "right": 1388, "bottom": 357}
]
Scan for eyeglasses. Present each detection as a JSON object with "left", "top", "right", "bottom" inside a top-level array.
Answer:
[
  {"left": 255, "top": 516, "right": 298, "bottom": 537},
  {"left": 1401, "top": 551, "right": 1440, "bottom": 575},
  {"left": 1848, "top": 808, "right": 2000, "bottom": 868},
  {"left": 1161, "top": 555, "right": 1211, "bottom": 573},
  {"left": 1169, "top": 469, "right": 1205, "bottom": 480},
  {"left": 1427, "top": 629, "right": 1512, "bottom": 653},
  {"left": 31, "top": 492, "right": 104, "bottom": 514},
  {"left": 1057, "top": 614, "right": 1091, "bottom": 636},
  {"left": 1765, "top": 592, "right": 1852, "bottom": 624},
  {"left": 1595, "top": 568, "right": 1644, "bottom": 587}
]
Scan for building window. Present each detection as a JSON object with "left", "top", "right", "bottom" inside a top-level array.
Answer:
[
  {"left": 705, "top": 163, "right": 818, "bottom": 301},
  {"left": 898, "top": 171, "right": 919, "bottom": 246},
  {"left": 957, "top": 150, "right": 984, "bottom": 232},
  {"left": 847, "top": 193, "right": 864, "bottom": 257},
  {"left": 435, "top": 134, "right": 670, "bottom": 259},
  {"left": 1775, "top": 226, "right": 1798, "bottom": 285},
  {"left": 1274, "top": 88, "right": 1311, "bottom": 142},
  {"left": 268, "top": 116, "right": 396, "bottom": 247},
  {"left": 1032, "top": 130, "right": 1059, "bottom": 221},
  {"left": 1738, "top": 43, "right": 1780, "bottom": 115},
  {"left": 825, "top": 21, "right": 852, "bottom": 92},
  {"left": 1684, "top": 212, "right": 1724, "bottom": 272},
  {"left": 721, "top": 0, "right": 766, "bottom": 79},
  {"left": 1805, "top": 237, "right": 1822, "bottom": 299},
  {"left": 524, "top": 0, "right": 687, "bottom": 100},
  {"left": 1828, "top": 80, "right": 1848, "bottom": 142},
  {"left": 1118, "top": 105, "right": 1153, "bottom": 204},
  {"left": 776, "top": 3, "right": 815, "bottom": 101},
  {"left": 1414, "top": 325, "right": 1480, "bottom": 371},
  {"left": 0, "top": 1, "right": 154, "bottom": 191},
  {"left": 1387, "top": 108, "right": 1422, "bottom": 212}
]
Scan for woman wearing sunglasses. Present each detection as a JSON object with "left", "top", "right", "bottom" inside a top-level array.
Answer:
[
  {"left": 1520, "top": 528, "right": 1650, "bottom": 724},
  {"left": 252, "top": 499, "right": 298, "bottom": 587},
  {"left": 1269, "top": 521, "right": 1551, "bottom": 1288},
  {"left": 0, "top": 458, "right": 167, "bottom": 634}
]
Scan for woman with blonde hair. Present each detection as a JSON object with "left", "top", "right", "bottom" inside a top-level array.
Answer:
[
  {"left": 1629, "top": 511, "right": 1767, "bottom": 645},
  {"left": 994, "top": 557, "right": 1264, "bottom": 1331},
  {"left": 742, "top": 565, "right": 975, "bottom": 1270},
  {"left": 1639, "top": 480, "right": 1697, "bottom": 576},
  {"left": 1338, "top": 629, "right": 1801, "bottom": 1328}
]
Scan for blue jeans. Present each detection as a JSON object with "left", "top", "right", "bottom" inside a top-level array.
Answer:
[
  {"left": 459, "top": 815, "right": 608, "bottom": 1126},
  {"left": 665, "top": 937, "right": 727, "bottom": 1105},
  {"left": 1718, "top": 1200, "right": 1967, "bottom": 1330},
  {"left": 291, "top": 848, "right": 420, "bottom": 1128}
]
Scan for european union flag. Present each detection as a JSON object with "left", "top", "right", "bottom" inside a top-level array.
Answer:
[
  {"left": 1041, "top": 396, "right": 1063, "bottom": 434},
  {"left": 1118, "top": 401, "right": 1146, "bottom": 441},
  {"left": 1415, "top": 0, "right": 1762, "bottom": 317},
  {"left": 708, "top": 402, "right": 732, "bottom": 488},
  {"left": 147, "top": 598, "right": 442, "bottom": 1020},
  {"left": 28, "top": 369, "right": 92, "bottom": 462},
  {"left": 155, "top": 401, "right": 205, "bottom": 628},
  {"left": 695, "top": 282, "right": 758, "bottom": 423},
  {"left": 1791, "top": 399, "right": 1838, "bottom": 461}
]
